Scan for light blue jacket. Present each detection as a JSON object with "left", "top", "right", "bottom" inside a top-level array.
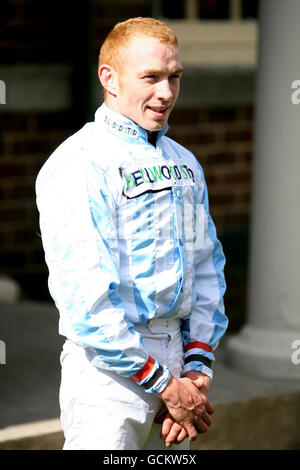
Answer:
[{"left": 36, "top": 103, "right": 228, "bottom": 394}]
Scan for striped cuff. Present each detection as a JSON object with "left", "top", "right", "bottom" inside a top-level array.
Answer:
[
  {"left": 130, "top": 356, "right": 171, "bottom": 394},
  {"left": 183, "top": 341, "right": 215, "bottom": 378}
]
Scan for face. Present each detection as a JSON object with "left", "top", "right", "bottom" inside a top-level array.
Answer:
[{"left": 109, "top": 36, "right": 183, "bottom": 133}]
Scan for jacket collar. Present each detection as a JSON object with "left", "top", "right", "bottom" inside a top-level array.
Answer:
[{"left": 94, "top": 103, "right": 169, "bottom": 145}]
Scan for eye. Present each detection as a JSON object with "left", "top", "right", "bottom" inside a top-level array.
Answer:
[
  {"left": 169, "top": 74, "right": 181, "bottom": 80},
  {"left": 143, "top": 75, "right": 157, "bottom": 81}
]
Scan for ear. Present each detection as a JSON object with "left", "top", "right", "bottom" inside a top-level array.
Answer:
[{"left": 98, "top": 64, "right": 119, "bottom": 97}]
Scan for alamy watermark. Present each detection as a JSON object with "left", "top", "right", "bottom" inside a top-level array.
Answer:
[
  {"left": 111, "top": 202, "right": 205, "bottom": 251},
  {"left": 291, "top": 339, "right": 300, "bottom": 365},
  {"left": 291, "top": 80, "right": 300, "bottom": 104},
  {"left": 0, "top": 340, "right": 6, "bottom": 365},
  {"left": 0, "top": 80, "right": 6, "bottom": 104}
]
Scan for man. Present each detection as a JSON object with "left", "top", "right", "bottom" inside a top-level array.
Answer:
[{"left": 36, "top": 17, "right": 228, "bottom": 450}]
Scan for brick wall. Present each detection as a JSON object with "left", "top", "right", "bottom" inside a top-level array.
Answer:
[
  {"left": 0, "top": 0, "right": 71, "bottom": 63},
  {"left": 0, "top": 112, "right": 76, "bottom": 299},
  {"left": 0, "top": 0, "right": 253, "bottom": 330},
  {"left": 168, "top": 107, "right": 253, "bottom": 232},
  {"left": 0, "top": 0, "right": 79, "bottom": 298},
  {"left": 168, "top": 107, "right": 253, "bottom": 331}
]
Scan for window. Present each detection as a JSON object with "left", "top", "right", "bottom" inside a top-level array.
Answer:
[
  {"left": 152, "top": 0, "right": 259, "bottom": 68},
  {"left": 199, "top": 0, "right": 230, "bottom": 20},
  {"left": 152, "top": 0, "right": 259, "bottom": 21}
]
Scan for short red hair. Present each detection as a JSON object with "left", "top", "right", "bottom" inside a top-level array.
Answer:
[{"left": 98, "top": 17, "right": 178, "bottom": 73}]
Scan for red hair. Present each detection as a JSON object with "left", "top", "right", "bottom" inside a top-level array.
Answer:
[{"left": 98, "top": 17, "right": 178, "bottom": 73}]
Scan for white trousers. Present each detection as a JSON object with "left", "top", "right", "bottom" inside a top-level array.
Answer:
[{"left": 59, "top": 317, "right": 190, "bottom": 450}]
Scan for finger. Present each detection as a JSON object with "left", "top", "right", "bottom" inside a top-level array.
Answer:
[
  {"left": 192, "top": 377, "right": 204, "bottom": 389},
  {"left": 205, "top": 399, "right": 215, "bottom": 415},
  {"left": 164, "top": 423, "right": 183, "bottom": 448},
  {"left": 175, "top": 427, "right": 188, "bottom": 444},
  {"left": 160, "top": 416, "right": 174, "bottom": 440},
  {"left": 184, "top": 423, "right": 198, "bottom": 442},
  {"left": 195, "top": 419, "right": 209, "bottom": 434},
  {"left": 201, "top": 410, "right": 212, "bottom": 427}
]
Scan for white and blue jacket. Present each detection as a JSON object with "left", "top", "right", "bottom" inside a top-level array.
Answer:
[{"left": 36, "top": 103, "right": 228, "bottom": 394}]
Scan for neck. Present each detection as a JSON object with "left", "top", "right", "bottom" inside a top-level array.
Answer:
[
  {"left": 103, "top": 100, "right": 164, "bottom": 145},
  {"left": 148, "top": 131, "right": 157, "bottom": 147}
]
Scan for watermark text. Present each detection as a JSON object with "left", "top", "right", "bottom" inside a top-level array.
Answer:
[
  {"left": 0, "top": 80, "right": 6, "bottom": 104},
  {"left": 291, "top": 80, "right": 300, "bottom": 104},
  {"left": 291, "top": 339, "right": 300, "bottom": 365},
  {"left": 113, "top": 202, "right": 205, "bottom": 251},
  {"left": 0, "top": 340, "right": 6, "bottom": 364}
]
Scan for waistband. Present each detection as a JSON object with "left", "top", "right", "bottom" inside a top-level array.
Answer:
[{"left": 135, "top": 317, "right": 181, "bottom": 334}]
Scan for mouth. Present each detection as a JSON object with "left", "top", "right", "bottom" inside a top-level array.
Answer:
[{"left": 147, "top": 105, "right": 169, "bottom": 117}]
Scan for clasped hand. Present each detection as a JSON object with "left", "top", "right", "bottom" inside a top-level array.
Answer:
[{"left": 156, "top": 371, "right": 214, "bottom": 448}]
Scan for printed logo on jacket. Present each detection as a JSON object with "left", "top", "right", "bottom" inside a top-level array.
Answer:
[
  {"left": 121, "top": 160, "right": 195, "bottom": 198},
  {"left": 104, "top": 115, "right": 138, "bottom": 139}
]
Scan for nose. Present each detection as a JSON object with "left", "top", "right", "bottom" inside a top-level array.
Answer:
[{"left": 156, "top": 79, "right": 174, "bottom": 102}]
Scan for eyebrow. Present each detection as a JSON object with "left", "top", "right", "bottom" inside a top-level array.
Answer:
[{"left": 139, "top": 67, "right": 184, "bottom": 76}]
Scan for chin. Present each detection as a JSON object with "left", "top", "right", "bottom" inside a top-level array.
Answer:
[{"left": 147, "top": 121, "right": 166, "bottom": 132}]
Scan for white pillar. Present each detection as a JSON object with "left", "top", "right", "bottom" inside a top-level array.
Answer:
[{"left": 225, "top": 0, "right": 300, "bottom": 379}]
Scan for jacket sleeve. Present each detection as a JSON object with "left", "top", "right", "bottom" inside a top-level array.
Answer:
[
  {"left": 181, "top": 162, "right": 228, "bottom": 379},
  {"left": 35, "top": 149, "right": 170, "bottom": 393}
]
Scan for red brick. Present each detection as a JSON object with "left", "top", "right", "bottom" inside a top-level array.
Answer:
[
  {"left": 209, "top": 193, "right": 236, "bottom": 206},
  {"left": 0, "top": 250, "right": 27, "bottom": 270},
  {"left": 225, "top": 129, "right": 253, "bottom": 143},
  {"left": 0, "top": 163, "right": 28, "bottom": 178},
  {"left": 0, "top": 114, "right": 29, "bottom": 132},
  {"left": 244, "top": 151, "right": 253, "bottom": 163},
  {"left": 225, "top": 170, "right": 251, "bottom": 184},
  {"left": 224, "top": 212, "right": 250, "bottom": 228},
  {"left": 169, "top": 109, "right": 201, "bottom": 126},
  {"left": 35, "top": 112, "right": 76, "bottom": 132},
  {"left": 0, "top": 207, "right": 28, "bottom": 222},
  {"left": 11, "top": 139, "right": 53, "bottom": 155},
  {"left": 208, "top": 108, "right": 237, "bottom": 123},
  {"left": 235, "top": 191, "right": 252, "bottom": 204},
  {"left": 11, "top": 184, "right": 35, "bottom": 200},
  {"left": 204, "top": 173, "right": 218, "bottom": 187},
  {"left": 236, "top": 106, "right": 254, "bottom": 121},
  {"left": 207, "top": 151, "right": 236, "bottom": 164}
]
